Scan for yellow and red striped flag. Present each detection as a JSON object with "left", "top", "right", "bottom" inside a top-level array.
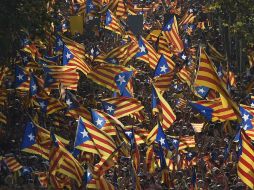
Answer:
[
  {"left": 191, "top": 123, "right": 204, "bottom": 133},
  {"left": 190, "top": 98, "right": 237, "bottom": 122},
  {"left": 34, "top": 172, "right": 48, "bottom": 188},
  {"left": 237, "top": 130, "right": 254, "bottom": 189},
  {"left": 162, "top": 15, "right": 184, "bottom": 52},
  {"left": 153, "top": 72, "right": 174, "bottom": 92},
  {"left": 3, "top": 157, "right": 23, "bottom": 172},
  {"left": 195, "top": 47, "right": 240, "bottom": 118},
  {"left": 179, "top": 10, "right": 196, "bottom": 26},
  {"left": 179, "top": 136, "right": 196, "bottom": 150},
  {"left": 136, "top": 36, "right": 160, "bottom": 70},
  {"left": 177, "top": 66, "right": 192, "bottom": 86},
  {"left": 0, "top": 112, "right": 7, "bottom": 125},
  {"left": 101, "top": 97, "right": 144, "bottom": 119},
  {"left": 153, "top": 85, "right": 176, "bottom": 130},
  {"left": 105, "top": 10, "right": 124, "bottom": 35},
  {"left": 115, "top": 0, "right": 127, "bottom": 19}
]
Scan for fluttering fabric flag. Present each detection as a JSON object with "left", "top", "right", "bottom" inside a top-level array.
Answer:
[
  {"left": 191, "top": 123, "right": 204, "bottom": 133},
  {"left": 194, "top": 47, "right": 240, "bottom": 117},
  {"left": 101, "top": 97, "right": 144, "bottom": 119},
  {"left": 0, "top": 112, "right": 7, "bottom": 124},
  {"left": 154, "top": 55, "right": 171, "bottom": 77},
  {"left": 87, "top": 64, "right": 133, "bottom": 92},
  {"left": 237, "top": 130, "right": 254, "bottom": 189},
  {"left": 190, "top": 98, "right": 237, "bottom": 122},
  {"left": 3, "top": 157, "right": 23, "bottom": 172},
  {"left": 105, "top": 10, "right": 124, "bottom": 35},
  {"left": 136, "top": 36, "right": 160, "bottom": 70},
  {"left": 162, "top": 15, "right": 184, "bottom": 52},
  {"left": 76, "top": 117, "right": 116, "bottom": 157},
  {"left": 153, "top": 85, "right": 176, "bottom": 130},
  {"left": 62, "top": 45, "right": 91, "bottom": 75}
]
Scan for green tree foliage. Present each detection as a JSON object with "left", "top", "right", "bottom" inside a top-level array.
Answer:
[
  {"left": 208, "top": 0, "right": 254, "bottom": 47},
  {"left": 0, "top": 0, "right": 52, "bottom": 64}
]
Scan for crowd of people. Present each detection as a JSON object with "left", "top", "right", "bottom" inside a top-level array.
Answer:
[{"left": 0, "top": 0, "right": 253, "bottom": 189}]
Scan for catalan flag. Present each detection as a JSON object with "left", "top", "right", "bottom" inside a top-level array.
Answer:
[
  {"left": 146, "top": 145, "right": 156, "bottom": 173},
  {"left": 87, "top": 64, "right": 133, "bottom": 92},
  {"left": 34, "top": 172, "right": 48, "bottom": 188},
  {"left": 36, "top": 96, "right": 66, "bottom": 115},
  {"left": 102, "top": 97, "right": 144, "bottom": 119},
  {"left": 135, "top": 36, "right": 160, "bottom": 70},
  {"left": 3, "top": 157, "right": 23, "bottom": 172},
  {"left": 21, "top": 121, "right": 49, "bottom": 160},
  {"left": 57, "top": 152, "right": 84, "bottom": 186},
  {"left": 179, "top": 9, "right": 196, "bottom": 26},
  {"left": 191, "top": 123, "right": 204, "bottom": 133},
  {"left": 15, "top": 65, "right": 29, "bottom": 90},
  {"left": 90, "top": 109, "right": 117, "bottom": 136},
  {"left": 239, "top": 106, "right": 254, "bottom": 131},
  {"left": 0, "top": 112, "right": 7, "bottom": 125},
  {"left": 237, "top": 130, "right": 254, "bottom": 189},
  {"left": 99, "top": 0, "right": 119, "bottom": 13},
  {"left": 154, "top": 55, "right": 171, "bottom": 77},
  {"left": 162, "top": 15, "right": 184, "bottom": 52},
  {"left": 153, "top": 85, "right": 176, "bottom": 130},
  {"left": 195, "top": 47, "right": 240, "bottom": 117},
  {"left": 156, "top": 123, "right": 171, "bottom": 150},
  {"left": 105, "top": 10, "right": 124, "bottom": 35},
  {"left": 76, "top": 117, "right": 116, "bottom": 157},
  {"left": 64, "top": 92, "right": 91, "bottom": 120},
  {"left": 189, "top": 98, "right": 237, "bottom": 122},
  {"left": 43, "top": 65, "right": 79, "bottom": 91},
  {"left": 177, "top": 66, "right": 192, "bottom": 86},
  {"left": 115, "top": 0, "right": 127, "bottom": 19},
  {"left": 179, "top": 136, "right": 196, "bottom": 150},
  {"left": 153, "top": 72, "right": 174, "bottom": 92},
  {"left": 62, "top": 45, "right": 91, "bottom": 75},
  {"left": 95, "top": 175, "right": 115, "bottom": 190}
]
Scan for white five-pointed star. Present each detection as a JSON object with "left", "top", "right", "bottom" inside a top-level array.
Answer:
[
  {"left": 111, "top": 59, "right": 117, "bottom": 63},
  {"left": 39, "top": 102, "right": 46, "bottom": 108},
  {"left": 242, "top": 113, "right": 249, "bottom": 122},
  {"left": 188, "top": 152, "right": 192, "bottom": 157},
  {"left": 117, "top": 75, "right": 126, "bottom": 85},
  {"left": 243, "top": 123, "right": 250, "bottom": 130},
  {"left": 80, "top": 129, "right": 88, "bottom": 138},
  {"left": 160, "top": 65, "right": 168, "bottom": 72},
  {"left": 66, "top": 99, "right": 72, "bottom": 106},
  {"left": 198, "top": 88, "right": 205, "bottom": 94},
  {"left": 23, "top": 56, "right": 28, "bottom": 62},
  {"left": 159, "top": 137, "right": 165, "bottom": 145},
  {"left": 96, "top": 51, "right": 99, "bottom": 55},
  {"left": 32, "top": 84, "right": 37, "bottom": 91},
  {"left": 28, "top": 133, "right": 35, "bottom": 141},
  {"left": 91, "top": 48, "right": 94, "bottom": 54},
  {"left": 140, "top": 45, "right": 146, "bottom": 52},
  {"left": 66, "top": 52, "right": 72, "bottom": 59},
  {"left": 251, "top": 102, "right": 254, "bottom": 108},
  {"left": 96, "top": 118, "right": 103, "bottom": 126},
  {"left": 167, "top": 24, "right": 171, "bottom": 30},
  {"left": 107, "top": 106, "right": 114, "bottom": 112},
  {"left": 173, "top": 139, "right": 178, "bottom": 144},
  {"left": 89, "top": 3, "right": 93, "bottom": 8},
  {"left": 17, "top": 74, "right": 24, "bottom": 80},
  {"left": 181, "top": 54, "right": 187, "bottom": 60},
  {"left": 107, "top": 16, "right": 111, "bottom": 22},
  {"left": 201, "top": 110, "right": 206, "bottom": 113},
  {"left": 125, "top": 131, "right": 132, "bottom": 136},
  {"left": 218, "top": 71, "right": 222, "bottom": 77},
  {"left": 57, "top": 39, "right": 63, "bottom": 47}
]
